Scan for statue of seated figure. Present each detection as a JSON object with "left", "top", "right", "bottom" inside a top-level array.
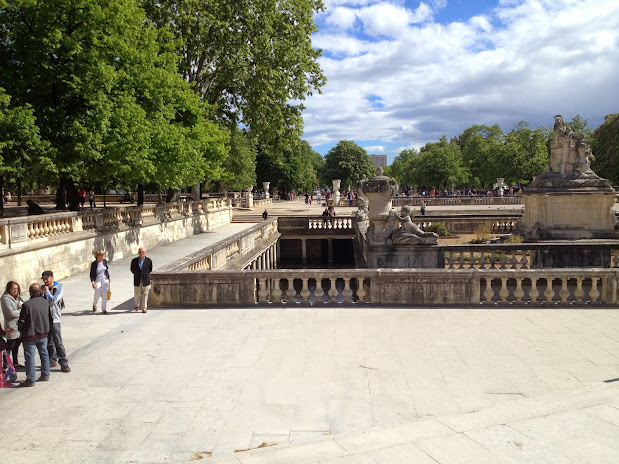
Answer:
[{"left": 389, "top": 206, "right": 438, "bottom": 245}]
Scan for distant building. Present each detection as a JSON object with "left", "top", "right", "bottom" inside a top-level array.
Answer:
[{"left": 370, "top": 154, "right": 387, "bottom": 169}]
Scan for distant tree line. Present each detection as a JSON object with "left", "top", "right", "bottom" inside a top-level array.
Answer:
[{"left": 385, "top": 115, "right": 619, "bottom": 190}]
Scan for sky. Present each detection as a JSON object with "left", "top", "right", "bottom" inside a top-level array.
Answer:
[{"left": 302, "top": 0, "right": 619, "bottom": 163}]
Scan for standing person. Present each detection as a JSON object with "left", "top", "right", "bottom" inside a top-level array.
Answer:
[
  {"left": 90, "top": 249, "right": 111, "bottom": 314},
  {"left": 130, "top": 247, "right": 153, "bottom": 313},
  {"left": 317, "top": 191, "right": 321, "bottom": 204},
  {"left": 41, "top": 270, "right": 70, "bottom": 373},
  {"left": 88, "top": 189, "right": 96, "bottom": 209},
  {"left": 2, "top": 281, "right": 24, "bottom": 368},
  {"left": 421, "top": 201, "right": 426, "bottom": 216},
  {"left": 17, "top": 283, "right": 50, "bottom": 386},
  {"left": 78, "top": 188, "right": 86, "bottom": 210}
]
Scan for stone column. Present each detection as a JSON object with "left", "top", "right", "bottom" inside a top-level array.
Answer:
[
  {"left": 245, "top": 189, "right": 254, "bottom": 208},
  {"left": 301, "top": 238, "right": 307, "bottom": 262},
  {"left": 263, "top": 182, "right": 270, "bottom": 199},
  {"left": 332, "top": 179, "right": 341, "bottom": 206},
  {"left": 273, "top": 243, "right": 277, "bottom": 268},
  {"left": 496, "top": 178, "right": 505, "bottom": 197}
]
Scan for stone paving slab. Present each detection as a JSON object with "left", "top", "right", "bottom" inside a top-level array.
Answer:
[{"left": 1, "top": 223, "right": 618, "bottom": 463}]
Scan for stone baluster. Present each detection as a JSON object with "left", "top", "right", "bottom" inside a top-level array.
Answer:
[
  {"left": 27, "top": 222, "right": 34, "bottom": 238},
  {"left": 272, "top": 279, "right": 283, "bottom": 304},
  {"left": 483, "top": 278, "right": 494, "bottom": 303},
  {"left": 511, "top": 252, "right": 518, "bottom": 269},
  {"left": 544, "top": 278, "right": 555, "bottom": 303},
  {"left": 258, "top": 278, "right": 269, "bottom": 303},
  {"left": 447, "top": 253, "right": 456, "bottom": 269},
  {"left": 521, "top": 252, "right": 528, "bottom": 269},
  {"left": 314, "top": 278, "right": 324, "bottom": 304},
  {"left": 529, "top": 277, "right": 540, "bottom": 304},
  {"left": 559, "top": 278, "right": 570, "bottom": 303},
  {"left": 499, "top": 277, "right": 509, "bottom": 302},
  {"left": 479, "top": 252, "right": 486, "bottom": 269},
  {"left": 328, "top": 278, "right": 338, "bottom": 303},
  {"left": 33, "top": 220, "right": 41, "bottom": 238},
  {"left": 499, "top": 251, "right": 507, "bottom": 269},
  {"left": 356, "top": 278, "right": 367, "bottom": 303},
  {"left": 489, "top": 253, "right": 497, "bottom": 269},
  {"left": 589, "top": 277, "right": 600, "bottom": 303},
  {"left": 574, "top": 278, "right": 585, "bottom": 303},
  {"left": 613, "top": 250, "right": 619, "bottom": 268},
  {"left": 300, "top": 278, "right": 310, "bottom": 303},
  {"left": 342, "top": 278, "right": 353, "bottom": 303},
  {"left": 514, "top": 278, "right": 525, "bottom": 303},
  {"left": 458, "top": 253, "right": 466, "bottom": 269},
  {"left": 286, "top": 278, "right": 296, "bottom": 303}
]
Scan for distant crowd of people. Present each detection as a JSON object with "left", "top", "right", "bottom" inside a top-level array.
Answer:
[{"left": 1, "top": 247, "right": 153, "bottom": 387}]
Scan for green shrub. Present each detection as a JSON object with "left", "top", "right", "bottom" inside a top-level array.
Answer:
[
  {"left": 504, "top": 234, "right": 523, "bottom": 243},
  {"left": 426, "top": 222, "right": 450, "bottom": 236},
  {"left": 470, "top": 224, "right": 491, "bottom": 244}
]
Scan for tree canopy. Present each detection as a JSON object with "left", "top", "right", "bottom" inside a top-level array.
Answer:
[
  {"left": 142, "top": 0, "right": 326, "bottom": 147},
  {"left": 405, "top": 136, "right": 468, "bottom": 188},
  {"left": 592, "top": 113, "right": 619, "bottom": 184},
  {"left": 320, "top": 141, "right": 376, "bottom": 190}
]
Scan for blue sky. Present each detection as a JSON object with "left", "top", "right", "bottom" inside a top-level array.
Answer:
[{"left": 302, "top": 0, "right": 619, "bottom": 163}]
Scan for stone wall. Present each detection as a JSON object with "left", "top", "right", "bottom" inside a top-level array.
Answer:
[{"left": 0, "top": 200, "right": 232, "bottom": 288}]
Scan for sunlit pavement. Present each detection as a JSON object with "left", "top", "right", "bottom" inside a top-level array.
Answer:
[{"left": 1, "top": 208, "right": 618, "bottom": 463}]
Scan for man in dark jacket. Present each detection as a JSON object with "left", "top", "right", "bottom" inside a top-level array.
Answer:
[
  {"left": 130, "top": 247, "right": 153, "bottom": 313},
  {"left": 17, "top": 283, "right": 50, "bottom": 386}
]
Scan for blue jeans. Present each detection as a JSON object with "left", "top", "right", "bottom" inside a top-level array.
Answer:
[
  {"left": 48, "top": 322, "right": 68, "bottom": 366},
  {"left": 23, "top": 337, "right": 50, "bottom": 383}
]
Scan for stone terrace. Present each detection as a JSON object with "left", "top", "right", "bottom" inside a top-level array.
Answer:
[{"left": 0, "top": 201, "right": 618, "bottom": 463}]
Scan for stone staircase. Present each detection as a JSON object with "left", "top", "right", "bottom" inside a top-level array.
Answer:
[{"left": 200, "top": 381, "right": 619, "bottom": 463}]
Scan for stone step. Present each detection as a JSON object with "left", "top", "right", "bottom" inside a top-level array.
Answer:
[{"left": 201, "top": 381, "right": 619, "bottom": 464}]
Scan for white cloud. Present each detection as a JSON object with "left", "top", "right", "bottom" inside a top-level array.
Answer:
[
  {"left": 303, "top": 0, "right": 619, "bottom": 161},
  {"left": 364, "top": 145, "right": 385, "bottom": 152}
]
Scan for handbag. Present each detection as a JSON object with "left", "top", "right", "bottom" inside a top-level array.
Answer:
[{"left": 107, "top": 289, "right": 112, "bottom": 301}]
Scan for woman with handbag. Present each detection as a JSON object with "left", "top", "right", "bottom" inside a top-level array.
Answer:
[
  {"left": 2, "top": 281, "right": 24, "bottom": 368},
  {"left": 90, "top": 249, "right": 111, "bottom": 314}
]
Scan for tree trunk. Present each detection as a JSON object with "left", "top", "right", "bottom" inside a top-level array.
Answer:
[
  {"left": 137, "top": 184, "right": 144, "bottom": 206},
  {"left": 157, "top": 185, "right": 163, "bottom": 203},
  {"left": 17, "top": 178, "right": 22, "bottom": 206},
  {"left": 166, "top": 188, "right": 179, "bottom": 203},
  {"left": 0, "top": 175, "right": 4, "bottom": 218},
  {"left": 56, "top": 177, "right": 79, "bottom": 211}
]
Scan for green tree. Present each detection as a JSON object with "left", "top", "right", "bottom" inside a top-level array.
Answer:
[
  {"left": 389, "top": 149, "right": 418, "bottom": 186},
  {"left": 591, "top": 113, "right": 619, "bottom": 184},
  {"left": 142, "top": 0, "right": 326, "bottom": 146},
  {"left": 0, "top": 0, "right": 227, "bottom": 209},
  {"left": 406, "top": 136, "right": 468, "bottom": 188},
  {"left": 459, "top": 124, "right": 504, "bottom": 188},
  {"left": 320, "top": 141, "right": 376, "bottom": 190},
  {"left": 219, "top": 129, "right": 257, "bottom": 192},
  {"left": 500, "top": 121, "right": 550, "bottom": 185},
  {"left": 256, "top": 138, "right": 320, "bottom": 194},
  {"left": 0, "top": 88, "right": 50, "bottom": 216}
]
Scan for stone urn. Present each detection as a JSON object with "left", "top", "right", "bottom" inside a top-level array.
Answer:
[{"left": 262, "top": 182, "right": 270, "bottom": 199}]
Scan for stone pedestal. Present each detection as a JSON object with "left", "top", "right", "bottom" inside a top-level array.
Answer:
[
  {"left": 244, "top": 189, "right": 254, "bottom": 208},
  {"left": 496, "top": 178, "right": 505, "bottom": 196},
  {"left": 518, "top": 191, "right": 617, "bottom": 240},
  {"left": 262, "top": 182, "right": 270, "bottom": 199},
  {"left": 367, "top": 245, "right": 444, "bottom": 268}
]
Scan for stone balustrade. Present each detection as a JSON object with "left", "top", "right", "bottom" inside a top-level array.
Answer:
[
  {"left": 308, "top": 217, "right": 353, "bottom": 230},
  {"left": 391, "top": 195, "right": 523, "bottom": 206},
  {"left": 150, "top": 267, "right": 619, "bottom": 307},
  {"left": 0, "top": 199, "right": 232, "bottom": 251}
]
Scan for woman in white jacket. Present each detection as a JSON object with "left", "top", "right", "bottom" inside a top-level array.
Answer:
[
  {"left": 2, "top": 281, "right": 24, "bottom": 367},
  {"left": 90, "top": 249, "right": 111, "bottom": 314}
]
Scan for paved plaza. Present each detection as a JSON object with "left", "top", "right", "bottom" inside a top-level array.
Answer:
[{"left": 1, "top": 203, "right": 618, "bottom": 463}]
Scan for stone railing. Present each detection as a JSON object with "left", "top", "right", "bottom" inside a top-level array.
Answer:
[
  {"left": 156, "top": 218, "right": 279, "bottom": 272},
  {"left": 0, "top": 199, "right": 232, "bottom": 251},
  {"left": 277, "top": 216, "right": 356, "bottom": 237},
  {"left": 441, "top": 243, "right": 619, "bottom": 269},
  {"left": 150, "top": 267, "right": 619, "bottom": 307},
  {"left": 414, "top": 215, "right": 521, "bottom": 235},
  {"left": 391, "top": 195, "right": 523, "bottom": 206}
]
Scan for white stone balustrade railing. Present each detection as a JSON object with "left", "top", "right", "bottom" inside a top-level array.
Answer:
[
  {"left": 150, "top": 268, "right": 619, "bottom": 307},
  {"left": 391, "top": 195, "right": 523, "bottom": 207},
  {"left": 308, "top": 217, "right": 353, "bottom": 230},
  {"left": 0, "top": 199, "right": 232, "bottom": 251}
]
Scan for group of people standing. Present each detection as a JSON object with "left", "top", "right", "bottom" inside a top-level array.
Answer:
[
  {"left": 1, "top": 270, "right": 70, "bottom": 387},
  {"left": 1, "top": 247, "right": 154, "bottom": 387}
]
